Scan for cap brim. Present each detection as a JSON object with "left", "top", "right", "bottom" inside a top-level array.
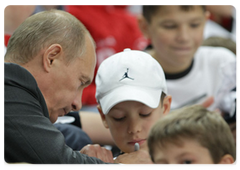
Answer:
[{"left": 99, "top": 85, "right": 162, "bottom": 114}]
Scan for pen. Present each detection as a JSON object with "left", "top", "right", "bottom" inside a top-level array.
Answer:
[{"left": 134, "top": 142, "right": 140, "bottom": 151}]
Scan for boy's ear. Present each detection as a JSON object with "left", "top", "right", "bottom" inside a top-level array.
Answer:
[
  {"left": 205, "top": 10, "right": 211, "bottom": 20},
  {"left": 162, "top": 95, "right": 172, "bottom": 115},
  {"left": 218, "top": 154, "right": 234, "bottom": 164},
  {"left": 97, "top": 104, "right": 109, "bottom": 129},
  {"left": 42, "top": 44, "right": 62, "bottom": 72},
  {"left": 138, "top": 15, "right": 151, "bottom": 39}
]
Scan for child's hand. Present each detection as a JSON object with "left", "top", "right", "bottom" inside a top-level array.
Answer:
[
  {"left": 114, "top": 149, "right": 153, "bottom": 164},
  {"left": 200, "top": 96, "right": 222, "bottom": 115},
  {"left": 201, "top": 96, "right": 214, "bottom": 108}
]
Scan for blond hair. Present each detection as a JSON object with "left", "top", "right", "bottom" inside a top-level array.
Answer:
[
  {"left": 202, "top": 36, "right": 236, "bottom": 54},
  {"left": 5, "top": 9, "right": 90, "bottom": 64},
  {"left": 148, "top": 105, "right": 236, "bottom": 163}
]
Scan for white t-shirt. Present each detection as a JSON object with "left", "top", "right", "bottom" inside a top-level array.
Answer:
[{"left": 166, "top": 46, "right": 236, "bottom": 114}]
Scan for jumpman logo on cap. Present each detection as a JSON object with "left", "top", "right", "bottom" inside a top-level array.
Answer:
[{"left": 119, "top": 68, "right": 134, "bottom": 81}]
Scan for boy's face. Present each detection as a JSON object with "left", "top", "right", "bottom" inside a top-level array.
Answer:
[
  {"left": 99, "top": 99, "right": 170, "bottom": 153},
  {"left": 143, "top": 6, "right": 209, "bottom": 72},
  {"left": 152, "top": 138, "right": 214, "bottom": 164}
]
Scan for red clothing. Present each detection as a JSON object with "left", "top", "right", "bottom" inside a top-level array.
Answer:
[
  {"left": 209, "top": 14, "right": 233, "bottom": 32},
  {"left": 5, "top": 35, "right": 11, "bottom": 47},
  {"left": 66, "top": 5, "right": 148, "bottom": 105}
]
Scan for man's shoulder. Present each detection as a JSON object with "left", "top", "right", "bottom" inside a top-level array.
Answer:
[
  {"left": 5, "top": 62, "right": 34, "bottom": 78},
  {"left": 4, "top": 62, "right": 48, "bottom": 117},
  {"left": 5, "top": 62, "right": 38, "bottom": 90}
]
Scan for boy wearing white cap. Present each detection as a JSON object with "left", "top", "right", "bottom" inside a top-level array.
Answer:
[{"left": 95, "top": 48, "right": 172, "bottom": 155}]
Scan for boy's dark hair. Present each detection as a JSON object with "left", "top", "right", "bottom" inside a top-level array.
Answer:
[
  {"left": 143, "top": 5, "right": 206, "bottom": 23},
  {"left": 160, "top": 92, "right": 166, "bottom": 107}
]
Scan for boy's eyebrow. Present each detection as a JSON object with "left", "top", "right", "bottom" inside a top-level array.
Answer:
[
  {"left": 160, "top": 16, "right": 204, "bottom": 24},
  {"left": 175, "top": 152, "right": 195, "bottom": 159},
  {"left": 108, "top": 107, "right": 125, "bottom": 113}
]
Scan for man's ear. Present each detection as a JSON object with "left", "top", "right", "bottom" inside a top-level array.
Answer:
[
  {"left": 138, "top": 15, "right": 151, "bottom": 39},
  {"left": 218, "top": 154, "right": 235, "bottom": 164},
  {"left": 162, "top": 95, "right": 172, "bottom": 115},
  {"left": 42, "top": 44, "right": 62, "bottom": 72},
  {"left": 97, "top": 104, "right": 109, "bottom": 129}
]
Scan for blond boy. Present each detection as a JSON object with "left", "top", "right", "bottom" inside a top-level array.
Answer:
[{"left": 148, "top": 105, "right": 236, "bottom": 164}]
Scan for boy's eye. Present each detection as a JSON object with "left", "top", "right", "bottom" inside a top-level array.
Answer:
[
  {"left": 183, "top": 160, "right": 192, "bottom": 164},
  {"left": 190, "top": 23, "right": 200, "bottom": 28},
  {"left": 113, "top": 117, "right": 125, "bottom": 121},
  {"left": 163, "top": 25, "right": 177, "bottom": 29},
  {"left": 140, "top": 112, "right": 151, "bottom": 117}
]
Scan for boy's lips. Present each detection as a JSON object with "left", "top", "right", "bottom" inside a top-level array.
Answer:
[
  {"left": 171, "top": 46, "right": 193, "bottom": 57},
  {"left": 128, "top": 139, "right": 146, "bottom": 146},
  {"left": 173, "top": 47, "right": 191, "bottom": 51}
]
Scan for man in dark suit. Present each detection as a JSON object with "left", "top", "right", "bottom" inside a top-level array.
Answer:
[{"left": 4, "top": 9, "right": 113, "bottom": 164}]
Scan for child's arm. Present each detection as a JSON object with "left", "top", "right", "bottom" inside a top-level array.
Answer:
[
  {"left": 114, "top": 150, "right": 153, "bottom": 164},
  {"left": 80, "top": 111, "right": 115, "bottom": 146}
]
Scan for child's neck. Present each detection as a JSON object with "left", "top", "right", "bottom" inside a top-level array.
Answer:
[{"left": 149, "top": 50, "right": 193, "bottom": 74}]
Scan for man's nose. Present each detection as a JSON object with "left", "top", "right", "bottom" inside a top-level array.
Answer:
[{"left": 71, "top": 91, "right": 83, "bottom": 111}]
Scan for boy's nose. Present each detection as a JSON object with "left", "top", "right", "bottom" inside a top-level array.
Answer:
[
  {"left": 176, "top": 26, "right": 190, "bottom": 42},
  {"left": 127, "top": 121, "right": 142, "bottom": 134}
]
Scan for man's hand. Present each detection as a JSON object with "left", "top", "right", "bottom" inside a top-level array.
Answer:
[
  {"left": 114, "top": 149, "right": 153, "bottom": 164},
  {"left": 80, "top": 144, "right": 114, "bottom": 163}
]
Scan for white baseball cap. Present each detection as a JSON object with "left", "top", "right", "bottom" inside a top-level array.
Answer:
[{"left": 95, "top": 48, "right": 167, "bottom": 115}]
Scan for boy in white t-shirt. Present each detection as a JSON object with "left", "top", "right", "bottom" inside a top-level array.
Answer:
[{"left": 138, "top": 5, "right": 236, "bottom": 117}]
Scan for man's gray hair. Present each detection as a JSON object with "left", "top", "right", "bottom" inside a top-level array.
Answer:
[{"left": 5, "top": 9, "right": 90, "bottom": 64}]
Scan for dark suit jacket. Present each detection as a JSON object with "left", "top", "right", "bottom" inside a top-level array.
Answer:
[{"left": 4, "top": 63, "right": 106, "bottom": 164}]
